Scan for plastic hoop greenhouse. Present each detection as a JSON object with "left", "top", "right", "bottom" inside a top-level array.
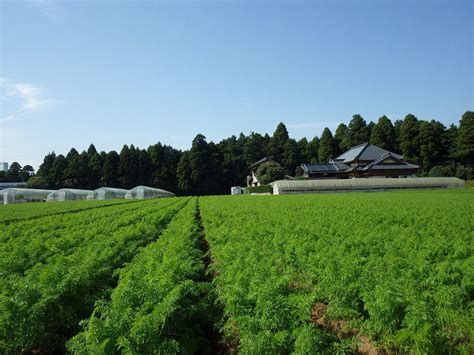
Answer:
[
  {"left": 87, "top": 187, "right": 128, "bottom": 200},
  {"left": 3, "top": 188, "right": 54, "bottom": 205},
  {"left": 270, "top": 177, "right": 465, "bottom": 195},
  {"left": 46, "top": 189, "right": 93, "bottom": 202},
  {"left": 125, "top": 186, "right": 175, "bottom": 199}
]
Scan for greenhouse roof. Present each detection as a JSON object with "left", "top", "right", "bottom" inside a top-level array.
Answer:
[
  {"left": 55, "top": 189, "right": 92, "bottom": 194},
  {"left": 3, "top": 188, "right": 54, "bottom": 194},
  {"left": 128, "top": 185, "right": 176, "bottom": 195},
  {"left": 92, "top": 187, "right": 128, "bottom": 193},
  {"left": 270, "top": 177, "right": 465, "bottom": 194}
]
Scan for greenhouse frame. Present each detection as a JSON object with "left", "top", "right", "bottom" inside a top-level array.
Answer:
[
  {"left": 46, "top": 189, "right": 93, "bottom": 202},
  {"left": 87, "top": 187, "right": 128, "bottom": 200},
  {"left": 270, "top": 177, "right": 465, "bottom": 195},
  {"left": 3, "top": 188, "right": 54, "bottom": 205},
  {"left": 125, "top": 186, "right": 176, "bottom": 200}
]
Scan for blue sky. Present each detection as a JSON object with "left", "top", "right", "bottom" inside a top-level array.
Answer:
[{"left": 1, "top": 0, "right": 473, "bottom": 169}]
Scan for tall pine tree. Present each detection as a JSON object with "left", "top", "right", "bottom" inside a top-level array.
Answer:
[
  {"left": 370, "top": 116, "right": 396, "bottom": 151},
  {"left": 318, "top": 128, "right": 335, "bottom": 162}
]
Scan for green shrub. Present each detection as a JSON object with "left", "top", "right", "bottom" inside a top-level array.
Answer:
[
  {"left": 247, "top": 185, "right": 273, "bottom": 194},
  {"left": 256, "top": 162, "right": 285, "bottom": 184}
]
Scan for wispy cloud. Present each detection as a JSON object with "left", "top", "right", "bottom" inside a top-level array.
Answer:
[{"left": 0, "top": 78, "right": 52, "bottom": 124}]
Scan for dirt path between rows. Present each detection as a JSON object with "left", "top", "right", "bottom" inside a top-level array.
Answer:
[
  {"left": 195, "top": 198, "right": 232, "bottom": 354},
  {"left": 311, "top": 302, "right": 383, "bottom": 355}
]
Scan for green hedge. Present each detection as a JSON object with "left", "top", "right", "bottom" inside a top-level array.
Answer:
[{"left": 246, "top": 185, "right": 273, "bottom": 194}]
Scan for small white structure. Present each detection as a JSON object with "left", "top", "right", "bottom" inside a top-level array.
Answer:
[
  {"left": 3, "top": 188, "right": 54, "bottom": 205},
  {"left": 87, "top": 187, "right": 128, "bottom": 200},
  {"left": 125, "top": 186, "right": 175, "bottom": 200},
  {"left": 46, "top": 189, "right": 92, "bottom": 202},
  {"left": 231, "top": 186, "right": 243, "bottom": 195}
]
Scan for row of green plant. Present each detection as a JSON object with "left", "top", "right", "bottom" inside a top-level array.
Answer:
[
  {"left": 0, "top": 199, "right": 156, "bottom": 278},
  {"left": 68, "top": 198, "right": 219, "bottom": 354},
  {"left": 199, "top": 190, "right": 474, "bottom": 353},
  {"left": 0, "top": 197, "right": 187, "bottom": 353},
  {"left": 0, "top": 198, "right": 133, "bottom": 224}
]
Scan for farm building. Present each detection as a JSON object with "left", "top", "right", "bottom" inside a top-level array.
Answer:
[
  {"left": 3, "top": 188, "right": 54, "bottom": 204},
  {"left": 247, "top": 157, "right": 279, "bottom": 187},
  {"left": 302, "top": 142, "right": 419, "bottom": 179},
  {"left": 87, "top": 187, "right": 128, "bottom": 200},
  {"left": 46, "top": 189, "right": 92, "bottom": 202},
  {"left": 125, "top": 186, "right": 175, "bottom": 200},
  {"left": 270, "top": 177, "right": 465, "bottom": 195}
]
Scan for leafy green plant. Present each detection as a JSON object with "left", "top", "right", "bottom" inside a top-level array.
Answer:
[
  {"left": 246, "top": 185, "right": 273, "bottom": 194},
  {"left": 200, "top": 190, "right": 474, "bottom": 353},
  {"left": 68, "top": 198, "right": 219, "bottom": 354},
  {"left": 0, "top": 198, "right": 132, "bottom": 224},
  {"left": 0, "top": 198, "right": 187, "bottom": 353}
]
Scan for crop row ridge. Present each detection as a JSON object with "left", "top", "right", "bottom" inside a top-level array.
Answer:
[
  {"left": 195, "top": 197, "right": 231, "bottom": 354},
  {"left": 0, "top": 199, "right": 141, "bottom": 225},
  {"left": 311, "top": 302, "right": 384, "bottom": 355}
]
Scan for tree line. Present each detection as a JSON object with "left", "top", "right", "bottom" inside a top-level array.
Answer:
[{"left": 6, "top": 111, "right": 472, "bottom": 195}]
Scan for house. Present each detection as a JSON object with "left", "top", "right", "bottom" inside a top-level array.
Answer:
[
  {"left": 302, "top": 143, "right": 419, "bottom": 179},
  {"left": 247, "top": 157, "right": 278, "bottom": 187}
]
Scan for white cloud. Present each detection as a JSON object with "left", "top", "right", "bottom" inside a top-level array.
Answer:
[{"left": 0, "top": 78, "right": 51, "bottom": 124}]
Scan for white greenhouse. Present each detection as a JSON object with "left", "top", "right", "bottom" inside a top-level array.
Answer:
[
  {"left": 125, "top": 186, "right": 175, "bottom": 200},
  {"left": 3, "top": 188, "right": 54, "bottom": 205},
  {"left": 87, "top": 187, "right": 128, "bottom": 200},
  {"left": 270, "top": 177, "right": 465, "bottom": 195},
  {"left": 46, "top": 189, "right": 93, "bottom": 202}
]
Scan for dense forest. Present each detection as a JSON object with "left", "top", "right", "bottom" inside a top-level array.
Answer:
[{"left": 2, "top": 111, "right": 473, "bottom": 195}]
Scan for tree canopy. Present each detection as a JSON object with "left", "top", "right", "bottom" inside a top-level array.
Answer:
[{"left": 22, "top": 111, "right": 473, "bottom": 195}]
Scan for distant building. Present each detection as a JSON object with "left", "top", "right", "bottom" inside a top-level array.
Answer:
[
  {"left": 247, "top": 157, "right": 279, "bottom": 187},
  {"left": 302, "top": 143, "right": 419, "bottom": 179},
  {"left": 1, "top": 162, "right": 8, "bottom": 172},
  {"left": 0, "top": 182, "right": 27, "bottom": 190}
]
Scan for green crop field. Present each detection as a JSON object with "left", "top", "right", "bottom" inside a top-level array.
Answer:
[{"left": 0, "top": 190, "right": 472, "bottom": 354}]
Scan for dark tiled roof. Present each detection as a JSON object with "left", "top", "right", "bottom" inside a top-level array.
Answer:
[
  {"left": 369, "top": 164, "right": 419, "bottom": 170},
  {"left": 334, "top": 143, "right": 368, "bottom": 162},
  {"left": 334, "top": 142, "right": 403, "bottom": 163},
  {"left": 302, "top": 162, "right": 349, "bottom": 173},
  {"left": 332, "top": 160, "right": 350, "bottom": 170},
  {"left": 302, "top": 164, "right": 339, "bottom": 173},
  {"left": 363, "top": 152, "right": 419, "bottom": 171}
]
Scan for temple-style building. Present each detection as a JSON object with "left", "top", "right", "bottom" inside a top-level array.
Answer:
[{"left": 302, "top": 143, "right": 419, "bottom": 179}]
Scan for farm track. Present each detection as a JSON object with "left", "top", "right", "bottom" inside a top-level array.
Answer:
[{"left": 195, "top": 197, "right": 228, "bottom": 354}]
